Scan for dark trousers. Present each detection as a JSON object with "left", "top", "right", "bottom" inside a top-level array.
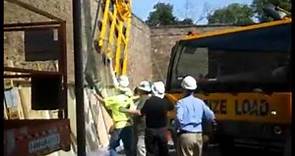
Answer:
[
  {"left": 145, "top": 127, "right": 169, "bottom": 156},
  {"left": 109, "top": 126, "right": 135, "bottom": 156}
]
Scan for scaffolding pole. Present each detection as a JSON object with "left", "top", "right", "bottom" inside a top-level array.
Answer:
[{"left": 72, "top": 0, "right": 86, "bottom": 155}]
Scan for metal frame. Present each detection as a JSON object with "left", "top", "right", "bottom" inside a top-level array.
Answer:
[
  {"left": 4, "top": 1, "right": 71, "bottom": 155},
  {"left": 183, "top": 18, "right": 292, "bottom": 41},
  {"left": 4, "top": 21, "right": 61, "bottom": 31},
  {"left": 4, "top": 21, "right": 68, "bottom": 119},
  {"left": 97, "top": 0, "right": 132, "bottom": 75}
]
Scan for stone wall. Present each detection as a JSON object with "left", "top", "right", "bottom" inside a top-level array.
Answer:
[
  {"left": 150, "top": 25, "right": 238, "bottom": 82},
  {"left": 4, "top": 0, "right": 75, "bottom": 81},
  {"left": 3, "top": 0, "right": 152, "bottom": 89},
  {"left": 4, "top": 0, "right": 237, "bottom": 87},
  {"left": 127, "top": 15, "right": 153, "bottom": 88}
]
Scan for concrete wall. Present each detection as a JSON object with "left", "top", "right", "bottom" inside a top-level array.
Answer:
[{"left": 150, "top": 25, "right": 238, "bottom": 82}]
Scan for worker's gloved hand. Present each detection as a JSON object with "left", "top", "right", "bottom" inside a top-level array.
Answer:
[{"left": 119, "top": 107, "right": 129, "bottom": 113}]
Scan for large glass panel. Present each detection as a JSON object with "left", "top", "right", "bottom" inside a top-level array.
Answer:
[
  {"left": 174, "top": 46, "right": 290, "bottom": 91},
  {"left": 177, "top": 47, "right": 208, "bottom": 80}
]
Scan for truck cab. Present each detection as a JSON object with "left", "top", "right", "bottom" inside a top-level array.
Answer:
[{"left": 165, "top": 18, "right": 292, "bottom": 155}]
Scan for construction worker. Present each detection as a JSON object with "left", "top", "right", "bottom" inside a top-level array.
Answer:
[
  {"left": 133, "top": 81, "right": 152, "bottom": 156},
  {"left": 108, "top": 59, "right": 134, "bottom": 97},
  {"left": 140, "top": 81, "right": 174, "bottom": 156},
  {"left": 175, "top": 76, "right": 216, "bottom": 156},
  {"left": 119, "top": 80, "right": 152, "bottom": 156},
  {"left": 104, "top": 75, "right": 136, "bottom": 156}
]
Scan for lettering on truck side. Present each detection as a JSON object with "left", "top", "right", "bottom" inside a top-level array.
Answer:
[
  {"left": 204, "top": 99, "right": 270, "bottom": 117},
  {"left": 204, "top": 99, "right": 227, "bottom": 114},
  {"left": 235, "top": 99, "right": 269, "bottom": 116}
]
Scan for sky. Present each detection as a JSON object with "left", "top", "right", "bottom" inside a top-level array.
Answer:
[{"left": 132, "top": 0, "right": 254, "bottom": 24}]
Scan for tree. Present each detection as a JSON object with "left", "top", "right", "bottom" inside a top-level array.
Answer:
[
  {"left": 146, "top": 3, "right": 177, "bottom": 26},
  {"left": 207, "top": 3, "right": 254, "bottom": 25},
  {"left": 251, "top": 0, "right": 291, "bottom": 22},
  {"left": 177, "top": 18, "right": 194, "bottom": 25}
]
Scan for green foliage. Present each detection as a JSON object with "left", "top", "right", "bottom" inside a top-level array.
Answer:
[
  {"left": 208, "top": 3, "right": 254, "bottom": 25},
  {"left": 146, "top": 3, "right": 177, "bottom": 26},
  {"left": 177, "top": 18, "right": 194, "bottom": 25},
  {"left": 145, "top": 1, "right": 291, "bottom": 26},
  {"left": 251, "top": 0, "right": 291, "bottom": 22}
]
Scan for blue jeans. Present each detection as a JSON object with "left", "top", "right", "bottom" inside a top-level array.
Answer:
[{"left": 109, "top": 126, "right": 135, "bottom": 156}]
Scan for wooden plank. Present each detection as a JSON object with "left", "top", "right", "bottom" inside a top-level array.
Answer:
[
  {"left": 18, "top": 87, "right": 49, "bottom": 119},
  {"left": 84, "top": 90, "right": 100, "bottom": 150},
  {"left": 89, "top": 92, "right": 109, "bottom": 147},
  {"left": 4, "top": 103, "right": 8, "bottom": 119},
  {"left": 4, "top": 21, "right": 60, "bottom": 27},
  {"left": 18, "top": 87, "right": 30, "bottom": 118},
  {"left": 67, "top": 87, "right": 77, "bottom": 136},
  {"left": 15, "top": 88, "right": 25, "bottom": 119},
  {"left": 100, "top": 101, "right": 113, "bottom": 133},
  {"left": 4, "top": 67, "right": 61, "bottom": 75},
  {"left": 91, "top": 91, "right": 113, "bottom": 134},
  {"left": 66, "top": 87, "right": 78, "bottom": 154}
]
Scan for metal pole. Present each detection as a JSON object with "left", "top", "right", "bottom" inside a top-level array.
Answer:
[{"left": 72, "top": 0, "right": 86, "bottom": 155}]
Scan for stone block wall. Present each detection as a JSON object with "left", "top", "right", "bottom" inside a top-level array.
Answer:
[
  {"left": 4, "top": 0, "right": 75, "bottom": 81},
  {"left": 127, "top": 15, "right": 153, "bottom": 88},
  {"left": 3, "top": 0, "right": 152, "bottom": 89},
  {"left": 4, "top": 1, "right": 237, "bottom": 87}
]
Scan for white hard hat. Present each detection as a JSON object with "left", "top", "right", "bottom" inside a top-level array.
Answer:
[
  {"left": 181, "top": 76, "right": 197, "bottom": 90},
  {"left": 151, "top": 81, "right": 165, "bottom": 98},
  {"left": 137, "top": 81, "right": 151, "bottom": 92},
  {"left": 118, "top": 75, "right": 129, "bottom": 88}
]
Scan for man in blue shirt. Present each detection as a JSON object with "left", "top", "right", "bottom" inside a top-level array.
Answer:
[{"left": 175, "top": 76, "right": 215, "bottom": 156}]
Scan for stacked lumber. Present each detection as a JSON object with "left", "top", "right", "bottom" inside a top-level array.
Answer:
[{"left": 61, "top": 86, "right": 114, "bottom": 155}]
